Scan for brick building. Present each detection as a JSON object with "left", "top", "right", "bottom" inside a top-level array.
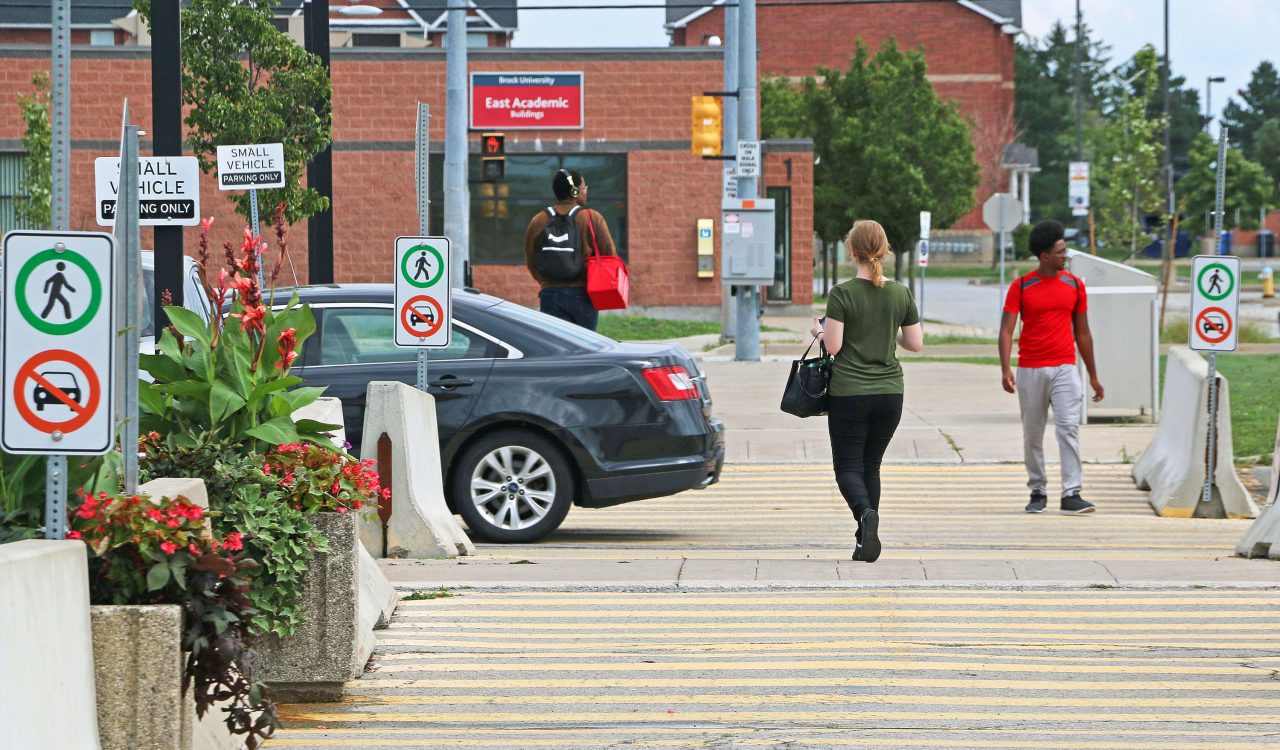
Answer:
[
  {"left": 669, "top": 0, "right": 1021, "bottom": 250},
  {"left": 0, "top": 34, "right": 814, "bottom": 312}
]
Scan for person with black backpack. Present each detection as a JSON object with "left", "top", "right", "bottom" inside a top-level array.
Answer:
[{"left": 522, "top": 169, "right": 618, "bottom": 330}]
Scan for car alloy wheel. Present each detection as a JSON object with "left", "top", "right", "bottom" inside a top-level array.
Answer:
[{"left": 452, "top": 429, "right": 573, "bottom": 543}]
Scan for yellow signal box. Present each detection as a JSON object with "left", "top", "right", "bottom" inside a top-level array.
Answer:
[{"left": 690, "top": 96, "right": 722, "bottom": 157}]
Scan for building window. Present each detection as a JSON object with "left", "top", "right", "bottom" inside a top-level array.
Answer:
[
  {"left": 351, "top": 33, "right": 401, "bottom": 48},
  {"left": 89, "top": 30, "right": 115, "bottom": 46},
  {"left": 269, "top": 18, "right": 290, "bottom": 33},
  {"left": 466, "top": 33, "right": 489, "bottom": 48},
  {"left": 0, "top": 153, "right": 33, "bottom": 231},
  {"left": 430, "top": 154, "right": 628, "bottom": 265}
]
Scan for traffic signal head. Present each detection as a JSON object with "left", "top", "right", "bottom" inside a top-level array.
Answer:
[
  {"left": 691, "top": 96, "right": 722, "bottom": 157},
  {"left": 481, "top": 131, "right": 505, "bottom": 181},
  {"left": 482, "top": 132, "right": 505, "bottom": 157}
]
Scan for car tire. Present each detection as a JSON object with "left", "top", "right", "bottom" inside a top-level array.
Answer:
[{"left": 451, "top": 429, "right": 574, "bottom": 543}]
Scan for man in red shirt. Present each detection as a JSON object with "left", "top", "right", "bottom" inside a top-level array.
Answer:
[{"left": 998, "top": 220, "right": 1104, "bottom": 514}]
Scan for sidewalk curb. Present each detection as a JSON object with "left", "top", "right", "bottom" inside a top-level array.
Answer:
[{"left": 390, "top": 580, "right": 1280, "bottom": 592}]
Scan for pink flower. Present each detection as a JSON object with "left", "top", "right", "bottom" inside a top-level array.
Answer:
[
  {"left": 222, "top": 532, "right": 244, "bottom": 552},
  {"left": 160, "top": 541, "right": 178, "bottom": 555},
  {"left": 67, "top": 530, "right": 82, "bottom": 540},
  {"left": 336, "top": 507, "right": 348, "bottom": 514},
  {"left": 201, "top": 216, "right": 214, "bottom": 233}
]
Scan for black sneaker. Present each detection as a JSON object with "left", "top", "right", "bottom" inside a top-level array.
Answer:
[
  {"left": 1025, "top": 491, "right": 1048, "bottom": 513},
  {"left": 852, "top": 544, "right": 865, "bottom": 562},
  {"left": 1060, "top": 493, "right": 1096, "bottom": 515},
  {"left": 859, "top": 510, "right": 881, "bottom": 562}
]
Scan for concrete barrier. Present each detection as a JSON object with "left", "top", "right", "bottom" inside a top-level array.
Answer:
[
  {"left": 1237, "top": 415, "right": 1280, "bottom": 559},
  {"left": 0, "top": 540, "right": 101, "bottom": 749},
  {"left": 293, "top": 396, "right": 348, "bottom": 450},
  {"left": 91, "top": 605, "right": 184, "bottom": 750},
  {"left": 360, "top": 381, "right": 474, "bottom": 559},
  {"left": 247, "top": 512, "right": 363, "bottom": 702},
  {"left": 359, "top": 543, "right": 400, "bottom": 630},
  {"left": 1132, "top": 347, "right": 1257, "bottom": 519}
]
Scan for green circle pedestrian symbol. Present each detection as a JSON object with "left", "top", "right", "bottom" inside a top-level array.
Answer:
[
  {"left": 401, "top": 244, "right": 445, "bottom": 288},
  {"left": 1197, "top": 263, "right": 1234, "bottom": 302},
  {"left": 15, "top": 247, "right": 102, "bottom": 335}
]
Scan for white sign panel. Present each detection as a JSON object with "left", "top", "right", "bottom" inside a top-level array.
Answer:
[
  {"left": 918, "top": 239, "right": 929, "bottom": 268},
  {"left": 1189, "top": 255, "right": 1240, "bottom": 353},
  {"left": 982, "top": 192, "right": 1021, "bottom": 234},
  {"left": 2, "top": 231, "right": 116, "bottom": 454},
  {"left": 94, "top": 156, "right": 201, "bottom": 226},
  {"left": 722, "top": 164, "right": 738, "bottom": 201},
  {"left": 736, "top": 139, "right": 761, "bottom": 178},
  {"left": 394, "top": 236, "right": 452, "bottom": 348},
  {"left": 919, "top": 210, "right": 932, "bottom": 240},
  {"left": 216, "top": 143, "right": 285, "bottom": 190},
  {"left": 1069, "top": 161, "right": 1090, "bottom": 217}
]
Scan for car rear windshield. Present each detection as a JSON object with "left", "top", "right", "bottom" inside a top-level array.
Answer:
[{"left": 493, "top": 300, "right": 613, "bottom": 351}]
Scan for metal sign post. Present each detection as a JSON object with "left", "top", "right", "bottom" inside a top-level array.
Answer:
[
  {"left": 47, "top": 0, "right": 71, "bottom": 539},
  {"left": 1197, "top": 128, "right": 1233, "bottom": 505},
  {"left": 918, "top": 211, "right": 932, "bottom": 331},
  {"left": 982, "top": 193, "right": 1021, "bottom": 316},
  {"left": 115, "top": 102, "right": 143, "bottom": 493},
  {"left": 415, "top": 103, "right": 432, "bottom": 391}
]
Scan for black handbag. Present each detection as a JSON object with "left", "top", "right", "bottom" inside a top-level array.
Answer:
[{"left": 780, "top": 337, "right": 832, "bottom": 418}]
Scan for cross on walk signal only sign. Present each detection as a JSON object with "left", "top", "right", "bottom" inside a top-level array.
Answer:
[
  {"left": 2, "top": 231, "right": 116, "bottom": 454},
  {"left": 394, "top": 236, "right": 451, "bottom": 347},
  {"left": 1190, "top": 255, "right": 1240, "bottom": 352}
]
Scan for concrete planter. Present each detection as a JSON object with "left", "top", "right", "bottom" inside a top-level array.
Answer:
[
  {"left": 247, "top": 512, "right": 364, "bottom": 702},
  {"left": 91, "top": 604, "right": 188, "bottom": 750}
]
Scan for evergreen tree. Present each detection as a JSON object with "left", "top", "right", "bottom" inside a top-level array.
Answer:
[
  {"left": 1013, "top": 20, "right": 1111, "bottom": 223},
  {"left": 1177, "top": 133, "right": 1275, "bottom": 236},
  {"left": 1220, "top": 61, "right": 1280, "bottom": 159}
]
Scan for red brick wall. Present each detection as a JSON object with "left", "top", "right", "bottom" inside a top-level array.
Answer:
[
  {"left": 0, "top": 48, "right": 813, "bottom": 310},
  {"left": 679, "top": 0, "right": 1015, "bottom": 230}
]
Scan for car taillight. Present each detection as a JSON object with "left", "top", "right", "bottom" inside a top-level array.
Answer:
[{"left": 642, "top": 365, "right": 699, "bottom": 401}]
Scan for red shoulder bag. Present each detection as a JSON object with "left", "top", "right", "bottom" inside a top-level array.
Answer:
[{"left": 582, "top": 208, "right": 630, "bottom": 310}]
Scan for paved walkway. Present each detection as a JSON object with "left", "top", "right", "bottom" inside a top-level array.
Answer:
[
  {"left": 274, "top": 585, "right": 1280, "bottom": 748},
  {"left": 377, "top": 464, "right": 1275, "bottom": 588}
]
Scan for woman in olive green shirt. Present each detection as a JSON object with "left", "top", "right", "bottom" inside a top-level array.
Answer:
[{"left": 812, "top": 220, "right": 923, "bottom": 562}]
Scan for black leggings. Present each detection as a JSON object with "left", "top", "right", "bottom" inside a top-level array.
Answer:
[{"left": 827, "top": 393, "right": 904, "bottom": 539}]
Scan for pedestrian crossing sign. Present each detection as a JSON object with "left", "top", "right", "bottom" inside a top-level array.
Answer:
[
  {"left": 1189, "top": 255, "right": 1240, "bottom": 353},
  {"left": 2, "top": 231, "right": 116, "bottom": 454},
  {"left": 394, "top": 236, "right": 451, "bottom": 348}
]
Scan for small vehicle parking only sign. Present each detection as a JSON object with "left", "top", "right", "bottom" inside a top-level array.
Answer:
[
  {"left": 94, "top": 156, "right": 201, "bottom": 226},
  {"left": 1189, "top": 255, "right": 1240, "bottom": 352},
  {"left": 2, "top": 231, "right": 116, "bottom": 454},
  {"left": 216, "top": 143, "right": 286, "bottom": 190},
  {"left": 394, "top": 236, "right": 452, "bottom": 348}
]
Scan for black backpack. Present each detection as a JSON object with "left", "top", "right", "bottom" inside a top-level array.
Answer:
[{"left": 535, "top": 205, "right": 584, "bottom": 281}]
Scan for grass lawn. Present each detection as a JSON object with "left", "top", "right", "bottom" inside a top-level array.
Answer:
[
  {"left": 925, "top": 333, "right": 998, "bottom": 345},
  {"left": 599, "top": 316, "right": 787, "bottom": 341},
  {"left": 1159, "top": 353, "right": 1279, "bottom": 464},
  {"left": 1161, "top": 318, "right": 1279, "bottom": 344}
]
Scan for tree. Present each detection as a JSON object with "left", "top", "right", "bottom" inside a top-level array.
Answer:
[
  {"left": 1176, "top": 132, "right": 1275, "bottom": 237},
  {"left": 135, "top": 0, "right": 331, "bottom": 226},
  {"left": 1118, "top": 52, "right": 1205, "bottom": 182},
  {"left": 1220, "top": 61, "right": 1280, "bottom": 160},
  {"left": 1255, "top": 118, "right": 1280, "bottom": 193},
  {"left": 15, "top": 71, "right": 51, "bottom": 230},
  {"left": 762, "top": 39, "right": 979, "bottom": 263},
  {"left": 1088, "top": 47, "right": 1166, "bottom": 258},
  {"left": 1014, "top": 19, "right": 1111, "bottom": 223}
]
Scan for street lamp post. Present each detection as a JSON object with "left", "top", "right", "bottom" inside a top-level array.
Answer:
[{"left": 1205, "top": 76, "right": 1226, "bottom": 131}]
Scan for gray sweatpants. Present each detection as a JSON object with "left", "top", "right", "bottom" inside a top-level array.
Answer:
[{"left": 1017, "top": 364, "right": 1083, "bottom": 497}]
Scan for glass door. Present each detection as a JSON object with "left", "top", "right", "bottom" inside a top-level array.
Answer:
[{"left": 767, "top": 187, "right": 791, "bottom": 301}]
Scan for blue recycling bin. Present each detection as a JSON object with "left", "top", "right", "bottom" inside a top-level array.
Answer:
[{"left": 1218, "top": 230, "right": 1233, "bottom": 255}]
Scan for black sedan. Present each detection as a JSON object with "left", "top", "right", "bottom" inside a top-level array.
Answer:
[{"left": 283, "top": 285, "right": 724, "bottom": 543}]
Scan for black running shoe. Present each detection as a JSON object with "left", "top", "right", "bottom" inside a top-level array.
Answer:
[
  {"left": 1025, "top": 491, "right": 1048, "bottom": 514},
  {"left": 1060, "top": 493, "right": 1096, "bottom": 515},
  {"left": 852, "top": 544, "right": 865, "bottom": 562},
  {"left": 859, "top": 510, "right": 881, "bottom": 562}
]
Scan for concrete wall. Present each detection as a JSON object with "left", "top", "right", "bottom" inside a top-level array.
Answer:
[{"left": 0, "top": 540, "right": 101, "bottom": 749}]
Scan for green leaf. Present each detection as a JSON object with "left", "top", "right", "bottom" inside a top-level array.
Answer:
[
  {"left": 244, "top": 416, "right": 300, "bottom": 445},
  {"left": 137, "top": 382, "right": 170, "bottom": 416},
  {"left": 156, "top": 381, "right": 211, "bottom": 403},
  {"left": 138, "top": 352, "right": 188, "bottom": 384},
  {"left": 165, "top": 305, "right": 211, "bottom": 346},
  {"left": 248, "top": 376, "right": 303, "bottom": 405},
  {"left": 270, "top": 386, "right": 326, "bottom": 417},
  {"left": 294, "top": 419, "right": 342, "bottom": 440},
  {"left": 146, "top": 563, "right": 171, "bottom": 591},
  {"left": 211, "top": 381, "right": 248, "bottom": 423}
]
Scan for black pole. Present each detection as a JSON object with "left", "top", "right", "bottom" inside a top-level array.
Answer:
[
  {"left": 151, "top": 0, "right": 183, "bottom": 330},
  {"left": 305, "top": 0, "right": 335, "bottom": 284}
]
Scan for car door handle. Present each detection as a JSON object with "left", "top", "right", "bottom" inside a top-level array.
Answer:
[{"left": 428, "top": 375, "right": 475, "bottom": 391}]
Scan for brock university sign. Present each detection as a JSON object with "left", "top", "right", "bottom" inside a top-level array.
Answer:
[{"left": 470, "top": 72, "right": 584, "bottom": 130}]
